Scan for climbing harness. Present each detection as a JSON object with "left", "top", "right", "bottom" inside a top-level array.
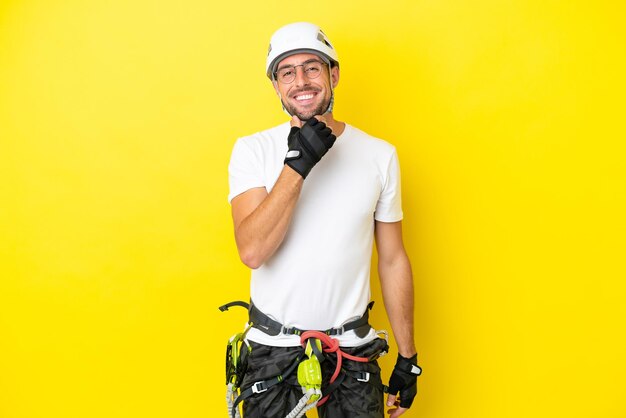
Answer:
[
  {"left": 220, "top": 300, "right": 388, "bottom": 418},
  {"left": 248, "top": 301, "right": 375, "bottom": 338}
]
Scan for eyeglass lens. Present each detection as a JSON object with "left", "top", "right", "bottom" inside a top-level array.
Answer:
[{"left": 276, "top": 61, "right": 324, "bottom": 84}]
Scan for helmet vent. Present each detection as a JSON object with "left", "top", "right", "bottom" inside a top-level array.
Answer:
[{"left": 317, "top": 32, "right": 333, "bottom": 49}]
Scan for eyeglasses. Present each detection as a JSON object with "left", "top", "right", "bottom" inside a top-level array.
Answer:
[{"left": 274, "top": 60, "right": 327, "bottom": 84}]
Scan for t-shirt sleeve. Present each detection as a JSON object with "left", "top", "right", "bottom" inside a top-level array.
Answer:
[
  {"left": 374, "top": 148, "right": 403, "bottom": 222},
  {"left": 228, "top": 137, "right": 265, "bottom": 203}
]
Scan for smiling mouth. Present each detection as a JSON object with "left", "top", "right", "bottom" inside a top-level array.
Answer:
[{"left": 294, "top": 92, "right": 317, "bottom": 101}]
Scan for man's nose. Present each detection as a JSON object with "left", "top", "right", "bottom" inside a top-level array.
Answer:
[{"left": 293, "top": 66, "right": 309, "bottom": 87}]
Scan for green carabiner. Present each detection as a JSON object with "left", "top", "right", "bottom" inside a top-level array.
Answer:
[{"left": 297, "top": 338, "right": 322, "bottom": 402}]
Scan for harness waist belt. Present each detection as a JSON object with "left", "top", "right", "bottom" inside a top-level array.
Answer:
[{"left": 249, "top": 301, "right": 374, "bottom": 338}]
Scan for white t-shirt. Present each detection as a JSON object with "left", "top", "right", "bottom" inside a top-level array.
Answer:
[{"left": 228, "top": 122, "right": 403, "bottom": 347}]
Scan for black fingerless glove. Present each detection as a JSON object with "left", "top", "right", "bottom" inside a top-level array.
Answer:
[
  {"left": 388, "top": 353, "right": 422, "bottom": 408},
  {"left": 284, "top": 118, "right": 336, "bottom": 179}
]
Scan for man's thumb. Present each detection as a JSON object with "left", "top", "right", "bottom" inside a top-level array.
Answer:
[{"left": 290, "top": 115, "right": 303, "bottom": 128}]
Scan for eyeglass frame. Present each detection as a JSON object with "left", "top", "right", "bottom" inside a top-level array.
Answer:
[{"left": 272, "top": 59, "right": 329, "bottom": 84}]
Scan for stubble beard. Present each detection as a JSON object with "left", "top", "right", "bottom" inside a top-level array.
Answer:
[{"left": 284, "top": 93, "right": 331, "bottom": 122}]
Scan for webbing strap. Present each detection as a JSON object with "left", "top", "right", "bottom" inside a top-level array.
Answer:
[
  {"left": 320, "top": 371, "right": 345, "bottom": 399},
  {"left": 231, "top": 355, "right": 300, "bottom": 418},
  {"left": 249, "top": 301, "right": 375, "bottom": 338},
  {"left": 343, "top": 369, "right": 388, "bottom": 391},
  {"left": 319, "top": 369, "right": 387, "bottom": 403},
  {"left": 248, "top": 302, "right": 282, "bottom": 336}
]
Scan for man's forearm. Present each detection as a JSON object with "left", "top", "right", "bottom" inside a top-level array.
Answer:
[
  {"left": 234, "top": 166, "right": 303, "bottom": 268},
  {"left": 379, "top": 253, "right": 417, "bottom": 358}
]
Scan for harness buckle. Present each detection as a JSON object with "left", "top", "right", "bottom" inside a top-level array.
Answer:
[
  {"left": 356, "top": 372, "right": 370, "bottom": 383},
  {"left": 326, "top": 325, "right": 345, "bottom": 336},
  {"left": 251, "top": 381, "right": 268, "bottom": 394},
  {"left": 282, "top": 326, "right": 302, "bottom": 336}
]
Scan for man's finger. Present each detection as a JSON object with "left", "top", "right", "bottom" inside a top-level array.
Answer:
[
  {"left": 314, "top": 114, "right": 329, "bottom": 125},
  {"left": 314, "top": 114, "right": 336, "bottom": 134},
  {"left": 388, "top": 406, "right": 409, "bottom": 418},
  {"left": 290, "top": 115, "right": 303, "bottom": 128},
  {"left": 386, "top": 393, "right": 398, "bottom": 407}
]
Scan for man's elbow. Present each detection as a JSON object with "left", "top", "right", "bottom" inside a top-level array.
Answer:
[{"left": 238, "top": 248, "right": 264, "bottom": 270}]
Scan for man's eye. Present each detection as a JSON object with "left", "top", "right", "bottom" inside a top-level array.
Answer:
[{"left": 305, "top": 67, "right": 320, "bottom": 74}]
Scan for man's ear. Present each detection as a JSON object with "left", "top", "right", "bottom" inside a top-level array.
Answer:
[
  {"left": 272, "top": 80, "right": 280, "bottom": 96},
  {"left": 331, "top": 66, "right": 340, "bottom": 89}
]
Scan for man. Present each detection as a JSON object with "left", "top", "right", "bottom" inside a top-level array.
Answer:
[{"left": 227, "top": 22, "right": 421, "bottom": 418}]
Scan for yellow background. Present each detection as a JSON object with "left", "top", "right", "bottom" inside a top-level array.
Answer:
[{"left": 1, "top": 1, "right": 625, "bottom": 417}]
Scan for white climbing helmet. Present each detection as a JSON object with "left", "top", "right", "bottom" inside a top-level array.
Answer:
[{"left": 266, "top": 22, "right": 339, "bottom": 80}]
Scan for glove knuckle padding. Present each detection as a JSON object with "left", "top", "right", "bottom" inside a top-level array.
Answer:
[
  {"left": 300, "top": 122, "right": 330, "bottom": 160},
  {"left": 319, "top": 127, "right": 334, "bottom": 148}
]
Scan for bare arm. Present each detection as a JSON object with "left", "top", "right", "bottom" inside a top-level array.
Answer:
[
  {"left": 375, "top": 220, "right": 416, "bottom": 357},
  {"left": 376, "top": 220, "right": 417, "bottom": 417},
  {"left": 231, "top": 166, "right": 303, "bottom": 269}
]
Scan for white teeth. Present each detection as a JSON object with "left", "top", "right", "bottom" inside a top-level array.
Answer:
[{"left": 295, "top": 94, "right": 314, "bottom": 101}]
